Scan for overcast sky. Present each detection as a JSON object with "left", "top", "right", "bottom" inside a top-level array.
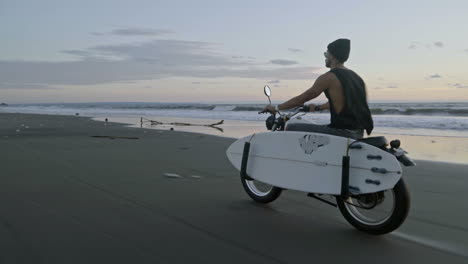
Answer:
[{"left": 1, "top": 0, "right": 468, "bottom": 103}]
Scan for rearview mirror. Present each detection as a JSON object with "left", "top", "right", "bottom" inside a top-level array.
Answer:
[
  {"left": 264, "top": 85, "right": 271, "bottom": 97},
  {"left": 263, "top": 85, "right": 272, "bottom": 104}
]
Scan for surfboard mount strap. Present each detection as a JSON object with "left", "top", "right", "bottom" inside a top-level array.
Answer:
[
  {"left": 240, "top": 142, "right": 254, "bottom": 181},
  {"left": 341, "top": 155, "right": 350, "bottom": 198}
]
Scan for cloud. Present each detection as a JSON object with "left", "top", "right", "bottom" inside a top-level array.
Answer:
[
  {"left": 408, "top": 41, "right": 419, "bottom": 49},
  {"left": 88, "top": 39, "right": 233, "bottom": 65},
  {"left": 0, "top": 83, "right": 55, "bottom": 90},
  {"left": 448, "top": 83, "right": 468, "bottom": 89},
  {"left": 62, "top": 50, "right": 93, "bottom": 57},
  {"left": 288, "top": 48, "right": 303, "bottom": 53},
  {"left": 427, "top": 74, "right": 442, "bottom": 79},
  {"left": 373, "top": 85, "right": 397, "bottom": 90},
  {"left": 434, "top": 41, "right": 444, "bottom": 48},
  {"left": 91, "top": 28, "right": 173, "bottom": 37},
  {"left": 270, "top": 59, "right": 298, "bottom": 66},
  {"left": 0, "top": 39, "right": 321, "bottom": 88},
  {"left": 191, "top": 81, "right": 222, "bottom": 85},
  {"left": 231, "top": 55, "right": 256, "bottom": 62},
  {"left": 409, "top": 41, "right": 444, "bottom": 49},
  {"left": 267, "top": 80, "right": 280, "bottom": 84},
  {"left": 112, "top": 28, "right": 173, "bottom": 36}
]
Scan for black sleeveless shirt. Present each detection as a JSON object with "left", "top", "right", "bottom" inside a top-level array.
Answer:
[{"left": 324, "top": 68, "right": 374, "bottom": 135}]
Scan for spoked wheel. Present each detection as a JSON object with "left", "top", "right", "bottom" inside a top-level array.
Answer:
[
  {"left": 336, "top": 179, "right": 410, "bottom": 235},
  {"left": 241, "top": 177, "right": 282, "bottom": 203}
]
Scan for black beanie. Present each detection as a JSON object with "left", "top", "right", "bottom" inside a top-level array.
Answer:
[{"left": 327, "top": 39, "right": 350, "bottom": 63}]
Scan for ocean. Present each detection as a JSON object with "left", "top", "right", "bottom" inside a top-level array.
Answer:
[{"left": 2, "top": 102, "right": 468, "bottom": 137}]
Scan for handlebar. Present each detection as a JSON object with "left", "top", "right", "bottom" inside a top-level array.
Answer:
[
  {"left": 298, "top": 105, "right": 310, "bottom": 112},
  {"left": 262, "top": 105, "right": 310, "bottom": 131}
]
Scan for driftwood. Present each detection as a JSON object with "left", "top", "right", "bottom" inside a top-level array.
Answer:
[{"left": 140, "top": 117, "right": 224, "bottom": 132}]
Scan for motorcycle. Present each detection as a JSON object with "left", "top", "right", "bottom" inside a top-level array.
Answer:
[{"left": 237, "top": 85, "right": 415, "bottom": 235}]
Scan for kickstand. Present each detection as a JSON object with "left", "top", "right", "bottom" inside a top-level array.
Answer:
[{"left": 307, "top": 193, "right": 337, "bottom": 207}]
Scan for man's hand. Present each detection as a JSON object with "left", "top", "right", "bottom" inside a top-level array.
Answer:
[
  {"left": 259, "top": 104, "right": 277, "bottom": 114},
  {"left": 307, "top": 104, "right": 318, "bottom": 112}
]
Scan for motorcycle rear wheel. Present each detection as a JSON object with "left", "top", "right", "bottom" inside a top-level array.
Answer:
[
  {"left": 336, "top": 179, "right": 410, "bottom": 235},
  {"left": 241, "top": 177, "right": 282, "bottom": 203}
]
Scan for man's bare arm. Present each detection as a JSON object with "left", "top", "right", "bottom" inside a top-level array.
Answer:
[{"left": 278, "top": 74, "right": 330, "bottom": 111}]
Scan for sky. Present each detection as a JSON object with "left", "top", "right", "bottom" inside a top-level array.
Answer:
[{"left": 1, "top": 0, "right": 468, "bottom": 103}]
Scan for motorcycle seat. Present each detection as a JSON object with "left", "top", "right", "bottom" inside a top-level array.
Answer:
[{"left": 358, "top": 136, "right": 388, "bottom": 148}]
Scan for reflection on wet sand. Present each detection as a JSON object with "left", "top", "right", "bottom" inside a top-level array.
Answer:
[{"left": 94, "top": 116, "right": 468, "bottom": 164}]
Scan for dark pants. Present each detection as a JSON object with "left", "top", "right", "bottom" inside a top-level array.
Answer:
[{"left": 286, "top": 123, "right": 364, "bottom": 139}]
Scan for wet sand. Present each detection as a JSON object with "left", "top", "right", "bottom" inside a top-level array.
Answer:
[
  {"left": 1, "top": 113, "right": 467, "bottom": 263},
  {"left": 96, "top": 115, "right": 468, "bottom": 164}
]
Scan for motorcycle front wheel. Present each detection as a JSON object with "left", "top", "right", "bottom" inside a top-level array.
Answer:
[
  {"left": 336, "top": 179, "right": 410, "bottom": 235},
  {"left": 241, "top": 177, "right": 282, "bottom": 203}
]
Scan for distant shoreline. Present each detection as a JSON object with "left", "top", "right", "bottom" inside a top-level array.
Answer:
[{"left": 1, "top": 112, "right": 467, "bottom": 166}]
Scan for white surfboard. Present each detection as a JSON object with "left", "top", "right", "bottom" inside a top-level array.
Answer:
[{"left": 226, "top": 132, "right": 402, "bottom": 195}]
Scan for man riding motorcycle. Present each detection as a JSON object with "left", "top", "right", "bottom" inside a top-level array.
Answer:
[{"left": 261, "top": 38, "right": 373, "bottom": 139}]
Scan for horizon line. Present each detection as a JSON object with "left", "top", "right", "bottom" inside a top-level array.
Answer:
[{"left": 4, "top": 100, "right": 468, "bottom": 105}]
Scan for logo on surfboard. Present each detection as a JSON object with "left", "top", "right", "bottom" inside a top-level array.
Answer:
[{"left": 299, "top": 135, "right": 330, "bottom": 154}]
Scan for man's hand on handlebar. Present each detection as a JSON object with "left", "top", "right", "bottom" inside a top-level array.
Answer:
[
  {"left": 305, "top": 104, "right": 321, "bottom": 112},
  {"left": 259, "top": 104, "right": 277, "bottom": 114},
  {"left": 295, "top": 104, "right": 314, "bottom": 112},
  {"left": 299, "top": 105, "right": 311, "bottom": 112}
]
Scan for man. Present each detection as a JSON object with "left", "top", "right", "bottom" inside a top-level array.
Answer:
[{"left": 261, "top": 38, "right": 373, "bottom": 139}]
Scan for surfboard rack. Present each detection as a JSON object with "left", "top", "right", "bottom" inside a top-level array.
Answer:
[{"left": 240, "top": 142, "right": 254, "bottom": 181}]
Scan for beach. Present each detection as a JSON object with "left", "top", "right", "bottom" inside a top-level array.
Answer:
[
  {"left": 1, "top": 113, "right": 467, "bottom": 263},
  {"left": 95, "top": 115, "right": 468, "bottom": 164}
]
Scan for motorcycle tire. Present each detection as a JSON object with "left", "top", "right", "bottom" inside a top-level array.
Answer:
[
  {"left": 241, "top": 177, "right": 282, "bottom": 203},
  {"left": 336, "top": 179, "right": 410, "bottom": 235}
]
